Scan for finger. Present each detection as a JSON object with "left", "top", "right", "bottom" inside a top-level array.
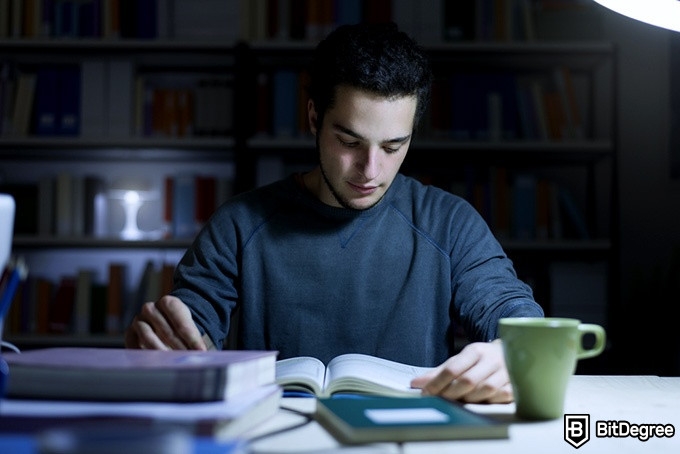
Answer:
[
  {"left": 124, "top": 324, "right": 140, "bottom": 349},
  {"left": 457, "top": 372, "right": 513, "bottom": 404},
  {"left": 431, "top": 373, "right": 478, "bottom": 401},
  {"left": 418, "top": 349, "right": 484, "bottom": 397},
  {"left": 132, "top": 318, "right": 171, "bottom": 350},
  {"left": 156, "top": 297, "right": 207, "bottom": 350},
  {"left": 417, "top": 366, "right": 459, "bottom": 396},
  {"left": 410, "top": 368, "right": 439, "bottom": 389},
  {"left": 138, "top": 301, "right": 188, "bottom": 350}
]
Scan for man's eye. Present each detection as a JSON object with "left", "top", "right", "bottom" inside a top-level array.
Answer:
[
  {"left": 384, "top": 147, "right": 400, "bottom": 154},
  {"left": 338, "top": 138, "right": 359, "bottom": 148}
]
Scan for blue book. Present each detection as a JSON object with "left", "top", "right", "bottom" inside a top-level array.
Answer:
[
  {"left": 511, "top": 173, "right": 537, "bottom": 240},
  {"left": 77, "top": 0, "right": 96, "bottom": 37},
  {"left": 136, "top": 0, "right": 158, "bottom": 39},
  {"left": 558, "top": 186, "right": 590, "bottom": 240},
  {"left": 316, "top": 396, "right": 508, "bottom": 444},
  {"left": 57, "top": 65, "right": 81, "bottom": 136},
  {"left": 33, "top": 67, "right": 59, "bottom": 136},
  {"left": 272, "top": 70, "right": 298, "bottom": 138}
]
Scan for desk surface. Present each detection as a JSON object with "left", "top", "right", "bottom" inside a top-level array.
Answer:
[
  {"left": 246, "top": 375, "right": 680, "bottom": 453},
  {"left": 2, "top": 375, "right": 679, "bottom": 453}
]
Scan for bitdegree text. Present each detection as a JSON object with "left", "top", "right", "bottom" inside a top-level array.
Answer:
[{"left": 596, "top": 420, "right": 675, "bottom": 441}]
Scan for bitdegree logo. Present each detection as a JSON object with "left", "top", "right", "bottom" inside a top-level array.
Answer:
[
  {"left": 565, "top": 415, "right": 676, "bottom": 448},
  {"left": 596, "top": 420, "right": 675, "bottom": 441}
]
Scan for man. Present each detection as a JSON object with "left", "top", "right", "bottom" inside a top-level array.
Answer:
[{"left": 125, "top": 22, "right": 544, "bottom": 404}]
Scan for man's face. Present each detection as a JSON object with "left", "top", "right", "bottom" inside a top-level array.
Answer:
[{"left": 309, "top": 85, "right": 417, "bottom": 210}]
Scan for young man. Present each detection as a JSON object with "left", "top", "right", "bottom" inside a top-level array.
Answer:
[{"left": 125, "top": 22, "right": 544, "bottom": 404}]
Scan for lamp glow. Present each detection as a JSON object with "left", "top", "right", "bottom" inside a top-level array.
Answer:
[
  {"left": 109, "top": 181, "right": 162, "bottom": 241},
  {"left": 592, "top": 0, "right": 680, "bottom": 32},
  {"left": 120, "top": 190, "right": 144, "bottom": 240}
]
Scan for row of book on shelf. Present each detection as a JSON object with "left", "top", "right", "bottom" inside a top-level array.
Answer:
[
  {"left": 217, "top": 0, "right": 540, "bottom": 44},
  {"left": 3, "top": 258, "right": 172, "bottom": 337},
  {"left": 0, "top": 171, "right": 234, "bottom": 239},
  {"left": 428, "top": 65, "right": 585, "bottom": 142},
  {"left": 1, "top": 0, "right": 409, "bottom": 44},
  {"left": 0, "top": 60, "right": 233, "bottom": 139},
  {"left": 246, "top": 0, "right": 591, "bottom": 44},
  {"left": 252, "top": 64, "right": 586, "bottom": 143},
  {"left": 0, "top": 0, "right": 245, "bottom": 42},
  {"left": 442, "top": 166, "right": 591, "bottom": 241},
  {"left": 2, "top": 0, "right": 569, "bottom": 45},
  {"left": 1, "top": 40, "right": 588, "bottom": 143}
]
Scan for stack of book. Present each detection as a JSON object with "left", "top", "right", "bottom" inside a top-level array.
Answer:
[{"left": 0, "top": 348, "right": 281, "bottom": 444}]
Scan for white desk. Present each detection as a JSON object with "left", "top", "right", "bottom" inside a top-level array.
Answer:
[{"left": 245, "top": 375, "right": 680, "bottom": 453}]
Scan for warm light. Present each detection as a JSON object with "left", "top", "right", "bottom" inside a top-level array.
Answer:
[{"left": 592, "top": 0, "right": 680, "bottom": 32}]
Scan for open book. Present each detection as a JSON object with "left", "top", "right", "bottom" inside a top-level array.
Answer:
[{"left": 275, "top": 353, "right": 433, "bottom": 397}]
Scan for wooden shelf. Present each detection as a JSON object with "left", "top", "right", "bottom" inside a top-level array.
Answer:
[
  {"left": 5, "top": 335, "right": 125, "bottom": 350},
  {"left": 13, "top": 236, "right": 193, "bottom": 249}
]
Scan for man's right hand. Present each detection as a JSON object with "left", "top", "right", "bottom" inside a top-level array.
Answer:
[{"left": 124, "top": 295, "right": 208, "bottom": 351}]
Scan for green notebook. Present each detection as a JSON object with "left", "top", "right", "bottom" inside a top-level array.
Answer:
[{"left": 315, "top": 396, "right": 509, "bottom": 444}]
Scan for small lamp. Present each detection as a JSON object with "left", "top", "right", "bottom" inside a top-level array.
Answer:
[{"left": 109, "top": 179, "right": 161, "bottom": 240}]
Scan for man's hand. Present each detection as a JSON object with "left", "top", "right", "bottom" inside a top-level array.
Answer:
[
  {"left": 410, "top": 340, "right": 512, "bottom": 404},
  {"left": 124, "top": 295, "right": 208, "bottom": 351}
]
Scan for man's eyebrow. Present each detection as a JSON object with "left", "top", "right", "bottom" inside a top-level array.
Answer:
[{"left": 332, "top": 123, "right": 411, "bottom": 144}]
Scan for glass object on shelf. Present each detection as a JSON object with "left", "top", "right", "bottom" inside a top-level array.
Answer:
[{"left": 109, "top": 180, "right": 162, "bottom": 241}]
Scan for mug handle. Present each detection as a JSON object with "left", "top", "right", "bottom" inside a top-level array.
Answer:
[{"left": 576, "top": 324, "right": 606, "bottom": 359}]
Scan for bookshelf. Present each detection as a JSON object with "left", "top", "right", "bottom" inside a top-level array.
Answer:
[{"left": 0, "top": 0, "right": 617, "bottom": 354}]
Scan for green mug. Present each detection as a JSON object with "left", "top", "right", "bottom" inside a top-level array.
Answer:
[{"left": 498, "top": 317, "right": 606, "bottom": 420}]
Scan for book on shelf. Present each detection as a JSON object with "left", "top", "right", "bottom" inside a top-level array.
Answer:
[
  {"left": 0, "top": 383, "right": 282, "bottom": 442},
  {"left": 4, "top": 348, "right": 278, "bottom": 403},
  {"left": 275, "top": 353, "right": 432, "bottom": 398},
  {"left": 47, "top": 276, "right": 77, "bottom": 334},
  {"left": 10, "top": 71, "right": 36, "bottom": 137},
  {"left": 80, "top": 60, "right": 108, "bottom": 138},
  {"left": 33, "top": 66, "right": 59, "bottom": 136},
  {"left": 57, "top": 65, "right": 81, "bottom": 136},
  {"left": 106, "top": 263, "right": 126, "bottom": 335},
  {"left": 72, "top": 269, "right": 94, "bottom": 335},
  {"left": 315, "top": 395, "right": 509, "bottom": 444}
]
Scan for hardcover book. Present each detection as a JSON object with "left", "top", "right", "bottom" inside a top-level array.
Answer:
[
  {"left": 276, "top": 353, "right": 432, "bottom": 397},
  {"left": 4, "top": 348, "right": 277, "bottom": 402},
  {"left": 315, "top": 395, "right": 509, "bottom": 444},
  {"left": 0, "top": 383, "right": 282, "bottom": 442}
]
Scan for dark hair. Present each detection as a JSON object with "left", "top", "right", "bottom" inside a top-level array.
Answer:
[{"left": 308, "top": 22, "right": 432, "bottom": 131}]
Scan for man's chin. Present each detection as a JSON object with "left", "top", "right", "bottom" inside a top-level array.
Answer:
[{"left": 342, "top": 194, "right": 383, "bottom": 211}]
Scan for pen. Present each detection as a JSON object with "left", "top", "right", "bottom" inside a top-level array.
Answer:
[{"left": 0, "top": 256, "right": 28, "bottom": 321}]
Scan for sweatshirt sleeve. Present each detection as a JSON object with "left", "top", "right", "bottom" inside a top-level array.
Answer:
[
  {"left": 448, "top": 201, "right": 544, "bottom": 342},
  {"left": 171, "top": 206, "right": 240, "bottom": 350}
]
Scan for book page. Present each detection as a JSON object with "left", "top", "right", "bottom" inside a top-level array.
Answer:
[
  {"left": 324, "top": 354, "right": 433, "bottom": 397},
  {"left": 275, "top": 356, "right": 326, "bottom": 395}
]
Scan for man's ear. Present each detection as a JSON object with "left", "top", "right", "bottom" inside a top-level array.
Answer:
[{"left": 307, "top": 99, "right": 318, "bottom": 135}]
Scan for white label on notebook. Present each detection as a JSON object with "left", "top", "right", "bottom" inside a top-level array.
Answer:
[{"left": 364, "top": 408, "right": 450, "bottom": 424}]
